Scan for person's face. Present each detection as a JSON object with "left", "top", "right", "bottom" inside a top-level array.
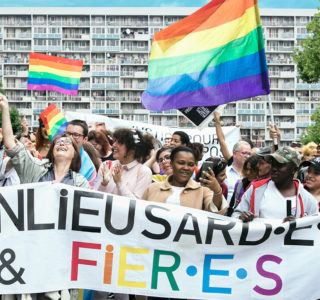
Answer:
[
  {"left": 158, "top": 150, "right": 172, "bottom": 175},
  {"left": 112, "top": 140, "right": 127, "bottom": 161},
  {"left": 19, "top": 136, "right": 35, "bottom": 152},
  {"left": 242, "top": 162, "right": 258, "bottom": 182},
  {"left": 164, "top": 138, "right": 171, "bottom": 147},
  {"left": 270, "top": 159, "right": 294, "bottom": 184},
  {"left": 66, "top": 124, "right": 87, "bottom": 147},
  {"left": 216, "top": 168, "right": 227, "bottom": 185},
  {"left": 305, "top": 165, "right": 320, "bottom": 191},
  {"left": 89, "top": 140, "right": 102, "bottom": 154},
  {"left": 41, "top": 123, "right": 49, "bottom": 140},
  {"left": 94, "top": 122, "right": 106, "bottom": 132},
  {"left": 233, "top": 144, "right": 251, "bottom": 166},
  {"left": 171, "top": 151, "right": 195, "bottom": 185},
  {"left": 170, "top": 134, "right": 184, "bottom": 147},
  {"left": 304, "top": 152, "right": 316, "bottom": 161},
  {"left": 53, "top": 137, "right": 75, "bottom": 161},
  {"left": 257, "top": 157, "right": 271, "bottom": 178}
]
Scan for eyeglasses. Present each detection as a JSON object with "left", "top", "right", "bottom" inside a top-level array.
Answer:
[
  {"left": 65, "top": 131, "right": 84, "bottom": 139},
  {"left": 237, "top": 151, "right": 251, "bottom": 157},
  {"left": 158, "top": 154, "right": 171, "bottom": 164},
  {"left": 55, "top": 138, "right": 73, "bottom": 146}
]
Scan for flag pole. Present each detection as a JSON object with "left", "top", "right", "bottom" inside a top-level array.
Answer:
[{"left": 268, "top": 94, "right": 278, "bottom": 150}]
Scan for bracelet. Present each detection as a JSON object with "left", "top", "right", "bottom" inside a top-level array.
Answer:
[{"left": 213, "top": 188, "right": 222, "bottom": 196}]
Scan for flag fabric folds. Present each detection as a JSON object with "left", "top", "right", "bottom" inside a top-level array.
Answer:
[
  {"left": 141, "top": 0, "right": 270, "bottom": 111},
  {"left": 27, "top": 53, "right": 83, "bottom": 96},
  {"left": 40, "top": 104, "right": 68, "bottom": 142}
]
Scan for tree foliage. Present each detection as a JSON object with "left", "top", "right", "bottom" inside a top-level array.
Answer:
[
  {"left": 0, "top": 107, "right": 22, "bottom": 134},
  {"left": 293, "top": 9, "right": 320, "bottom": 83},
  {"left": 0, "top": 81, "right": 4, "bottom": 94},
  {"left": 300, "top": 106, "right": 320, "bottom": 144}
]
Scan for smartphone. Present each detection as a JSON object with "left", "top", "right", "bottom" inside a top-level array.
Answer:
[{"left": 200, "top": 161, "right": 214, "bottom": 179}]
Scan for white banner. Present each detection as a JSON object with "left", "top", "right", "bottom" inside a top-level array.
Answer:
[
  {"left": 0, "top": 183, "right": 320, "bottom": 299},
  {"left": 65, "top": 111, "right": 240, "bottom": 159}
]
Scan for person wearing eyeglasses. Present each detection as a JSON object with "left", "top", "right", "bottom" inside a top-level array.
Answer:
[
  {"left": 0, "top": 94, "right": 89, "bottom": 188},
  {"left": 152, "top": 146, "right": 174, "bottom": 182},
  {"left": 65, "top": 119, "right": 97, "bottom": 189}
]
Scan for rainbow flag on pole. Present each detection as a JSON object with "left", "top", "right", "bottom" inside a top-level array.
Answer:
[
  {"left": 28, "top": 53, "right": 83, "bottom": 96},
  {"left": 40, "top": 104, "right": 68, "bottom": 142},
  {"left": 141, "top": 0, "right": 270, "bottom": 111}
]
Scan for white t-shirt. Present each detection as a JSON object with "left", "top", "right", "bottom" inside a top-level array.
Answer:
[
  {"left": 259, "top": 181, "right": 296, "bottom": 219},
  {"left": 166, "top": 185, "right": 184, "bottom": 206}
]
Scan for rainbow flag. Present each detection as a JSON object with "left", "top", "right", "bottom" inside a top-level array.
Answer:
[
  {"left": 27, "top": 53, "right": 83, "bottom": 96},
  {"left": 40, "top": 104, "right": 68, "bottom": 142},
  {"left": 141, "top": 0, "right": 270, "bottom": 111}
]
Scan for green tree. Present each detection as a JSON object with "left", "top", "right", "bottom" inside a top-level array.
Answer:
[
  {"left": 0, "top": 81, "right": 4, "bottom": 94},
  {"left": 300, "top": 107, "right": 320, "bottom": 144},
  {"left": 293, "top": 8, "right": 320, "bottom": 83},
  {"left": 0, "top": 107, "right": 22, "bottom": 134}
]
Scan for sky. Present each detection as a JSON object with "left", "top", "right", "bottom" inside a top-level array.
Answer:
[{"left": 0, "top": 0, "right": 318, "bottom": 8}]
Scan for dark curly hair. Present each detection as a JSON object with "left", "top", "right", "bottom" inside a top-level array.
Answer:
[{"left": 113, "top": 128, "right": 153, "bottom": 163}]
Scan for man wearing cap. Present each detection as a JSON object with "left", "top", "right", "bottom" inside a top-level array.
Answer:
[{"left": 232, "top": 146, "right": 318, "bottom": 222}]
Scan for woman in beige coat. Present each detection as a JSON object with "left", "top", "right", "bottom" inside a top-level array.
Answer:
[{"left": 142, "top": 146, "right": 227, "bottom": 214}]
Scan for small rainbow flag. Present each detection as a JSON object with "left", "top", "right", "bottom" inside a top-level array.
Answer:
[
  {"left": 27, "top": 53, "right": 83, "bottom": 96},
  {"left": 40, "top": 104, "right": 68, "bottom": 142},
  {"left": 141, "top": 0, "right": 270, "bottom": 111}
]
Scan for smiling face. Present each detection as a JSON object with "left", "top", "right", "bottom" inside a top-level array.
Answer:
[
  {"left": 306, "top": 165, "right": 320, "bottom": 191},
  {"left": 53, "top": 137, "right": 75, "bottom": 161},
  {"left": 112, "top": 140, "right": 128, "bottom": 162},
  {"left": 158, "top": 149, "right": 172, "bottom": 175},
  {"left": 170, "top": 151, "right": 195, "bottom": 187}
]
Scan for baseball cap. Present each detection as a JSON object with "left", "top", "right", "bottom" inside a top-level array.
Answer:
[
  {"left": 265, "top": 146, "right": 301, "bottom": 167},
  {"left": 301, "top": 157, "right": 320, "bottom": 172},
  {"left": 256, "top": 146, "right": 272, "bottom": 157}
]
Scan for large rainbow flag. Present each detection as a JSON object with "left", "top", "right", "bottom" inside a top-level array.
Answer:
[
  {"left": 40, "top": 104, "right": 68, "bottom": 142},
  {"left": 28, "top": 53, "right": 83, "bottom": 96},
  {"left": 141, "top": 0, "right": 270, "bottom": 111}
]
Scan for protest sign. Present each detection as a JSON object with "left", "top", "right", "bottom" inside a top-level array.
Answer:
[
  {"left": 0, "top": 183, "right": 320, "bottom": 299},
  {"left": 65, "top": 111, "right": 240, "bottom": 160}
]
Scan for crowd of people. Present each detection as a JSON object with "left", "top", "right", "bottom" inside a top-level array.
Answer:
[{"left": 0, "top": 92, "right": 319, "bottom": 300}]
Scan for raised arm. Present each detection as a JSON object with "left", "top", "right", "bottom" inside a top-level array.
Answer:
[
  {"left": 0, "top": 94, "right": 15, "bottom": 150},
  {"left": 214, "top": 111, "right": 232, "bottom": 161}
]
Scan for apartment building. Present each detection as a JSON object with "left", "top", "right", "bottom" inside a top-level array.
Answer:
[{"left": 0, "top": 7, "right": 317, "bottom": 146}]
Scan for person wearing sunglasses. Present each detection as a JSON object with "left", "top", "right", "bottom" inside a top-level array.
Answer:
[{"left": 0, "top": 93, "right": 89, "bottom": 188}]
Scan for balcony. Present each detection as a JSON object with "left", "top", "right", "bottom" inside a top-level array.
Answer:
[
  {"left": 106, "top": 83, "right": 120, "bottom": 89},
  {"left": 92, "top": 109, "right": 106, "bottom": 114},
  {"left": 92, "top": 71, "right": 105, "bottom": 76},
  {"left": 34, "top": 45, "right": 47, "bottom": 51},
  {"left": 62, "top": 47, "right": 90, "bottom": 52},
  {"left": 296, "top": 109, "right": 310, "bottom": 114},
  {"left": 92, "top": 83, "right": 105, "bottom": 89},
  {"left": 296, "top": 122, "right": 309, "bottom": 127},
  {"left": 106, "top": 34, "right": 120, "bottom": 39},
  {"left": 105, "top": 46, "right": 120, "bottom": 52},
  {"left": 106, "top": 109, "right": 120, "bottom": 114},
  {"left": 310, "top": 84, "right": 320, "bottom": 89},
  {"left": 252, "top": 109, "right": 265, "bottom": 115},
  {"left": 92, "top": 46, "right": 105, "bottom": 52},
  {"left": 279, "top": 122, "right": 295, "bottom": 128},
  {"left": 47, "top": 33, "right": 62, "bottom": 39},
  {"left": 238, "top": 109, "right": 251, "bottom": 114},
  {"left": 92, "top": 34, "right": 105, "bottom": 39},
  {"left": 34, "top": 33, "right": 47, "bottom": 39},
  {"left": 266, "top": 46, "right": 294, "bottom": 52},
  {"left": 296, "top": 83, "right": 310, "bottom": 89},
  {"left": 121, "top": 46, "right": 149, "bottom": 52},
  {"left": 106, "top": 71, "right": 120, "bottom": 76}
]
